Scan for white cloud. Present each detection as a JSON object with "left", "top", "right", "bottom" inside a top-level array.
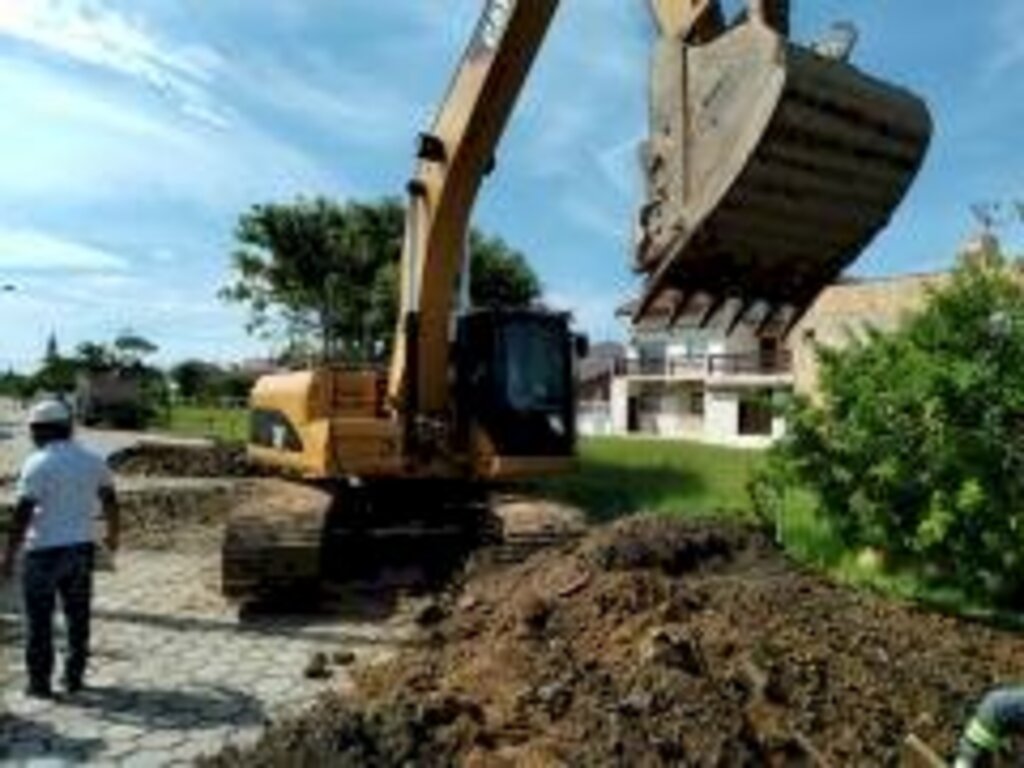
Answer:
[
  {"left": 986, "top": 0, "right": 1024, "bottom": 78},
  {"left": 0, "top": 0, "right": 227, "bottom": 127},
  {"left": 241, "top": 59, "right": 423, "bottom": 150},
  {"left": 0, "top": 57, "right": 342, "bottom": 212},
  {"left": 0, "top": 228, "right": 128, "bottom": 271}
]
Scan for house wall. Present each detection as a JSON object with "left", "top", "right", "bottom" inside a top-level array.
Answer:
[
  {"left": 703, "top": 388, "right": 787, "bottom": 448},
  {"left": 791, "top": 273, "right": 945, "bottom": 396},
  {"left": 611, "top": 377, "right": 630, "bottom": 434}
]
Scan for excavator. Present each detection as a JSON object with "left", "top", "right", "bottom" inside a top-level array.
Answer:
[{"left": 221, "top": 0, "right": 932, "bottom": 599}]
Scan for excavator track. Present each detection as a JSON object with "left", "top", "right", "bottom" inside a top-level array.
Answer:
[
  {"left": 222, "top": 480, "right": 332, "bottom": 600},
  {"left": 222, "top": 482, "right": 586, "bottom": 601}
]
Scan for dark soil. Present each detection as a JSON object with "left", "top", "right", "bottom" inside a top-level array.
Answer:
[
  {"left": 202, "top": 516, "right": 1024, "bottom": 767},
  {"left": 109, "top": 441, "right": 251, "bottom": 478}
]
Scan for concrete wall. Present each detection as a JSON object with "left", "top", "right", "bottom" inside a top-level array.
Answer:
[
  {"left": 703, "top": 388, "right": 786, "bottom": 448},
  {"left": 791, "top": 273, "right": 945, "bottom": 396},
  {"left": 611, "top": 378, "right": 630, "bottom": 434}
]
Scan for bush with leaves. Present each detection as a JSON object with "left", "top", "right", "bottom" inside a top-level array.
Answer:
[{"left": 764, "top": 258, "right": 1024, "bottom": 605}]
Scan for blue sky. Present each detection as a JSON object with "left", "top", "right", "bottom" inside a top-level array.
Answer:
[{"left": 0, "top": 1, "right": 1022, "bottom": 371}]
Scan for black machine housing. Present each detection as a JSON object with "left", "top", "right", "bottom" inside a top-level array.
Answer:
[{"left": 455, "top": 309, "right": 577, "bottom": 459}]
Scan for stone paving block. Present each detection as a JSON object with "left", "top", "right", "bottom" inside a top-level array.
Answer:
[
  {"left": 121, "top": 750, "right": 177, "bottom": 768},
  {"left": 136, "top": 729, "right": 187, "bottom": 752},
  {"left": 19, "top": 757, "right": 74, "bottom": 768},
  {"left": 2, "top": 547, "right": 410, "bottom": 766}
]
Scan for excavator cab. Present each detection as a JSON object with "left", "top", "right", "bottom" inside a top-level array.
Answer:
[
  {"left": 456, "top": 309, "right": 576, "bottom": 475},
  {"left": 636, "top": 0, "right": 933, "bottom": 330}
]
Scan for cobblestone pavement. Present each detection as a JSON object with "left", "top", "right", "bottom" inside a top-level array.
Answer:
[{"left": 1, "top": 548, "right": 414, "bottom": 766}]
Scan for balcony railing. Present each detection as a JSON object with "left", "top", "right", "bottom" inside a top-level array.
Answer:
[
  {"left": 708, "top": 351, "right": 793, "bottom": 376},
  {"left": 615, "top": 351, "right": 792, "bottom": 378},
  {"left": 615, "top": 355, "right": 705, "bottom": 377}
]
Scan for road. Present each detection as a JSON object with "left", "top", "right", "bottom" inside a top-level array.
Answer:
[{"left": 0, "top": 398, "right": 145, "bottom": 484}]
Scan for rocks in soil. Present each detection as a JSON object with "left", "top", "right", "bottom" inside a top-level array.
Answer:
[
  {"left": 332, "top": 651, "right": 357, "bottom": 667},
  {"left": 204, "top": 515, "right": 1024, "bottom": 766},
  {"left": 304, "top": 652, "right": 331, "bottom": 680},
  {"left": 415, "top": 601, "right": 448, "bottom": 628}
]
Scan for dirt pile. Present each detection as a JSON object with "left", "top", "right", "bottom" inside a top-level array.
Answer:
[
  {"left": 116, "top": 479, "right": 251, "bottom": 551},
  {"left": 109, "top": 441, "right": 250, "bottom": 478},
  {"left": 205, "top": 517, "right": 1024, "bottom": 766}
]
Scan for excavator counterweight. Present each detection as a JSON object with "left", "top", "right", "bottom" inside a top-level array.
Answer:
[{"left": 636, "top": 4, "right": 932, "bottom": 328}]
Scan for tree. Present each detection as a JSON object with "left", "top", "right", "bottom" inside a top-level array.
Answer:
[
  {"left": 113, "top": 331, "right": 158, "bottom": 369},
  {"left": 75, "top": 342, "right": 116, "bottom": 372},
  {"left": 34, "top": 334, "right": 75, "bottom": 394},
  {"left": 222, "top": 197, "right": 541, "bottom": 363},
  {"left": 170, "top": 360, "right": 220, "bottom": 401},
  {"left": 761, "top": 255, "right": 1024, "bottom": 605}
]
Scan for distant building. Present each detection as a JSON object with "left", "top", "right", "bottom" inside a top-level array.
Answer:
[
  {"left": 577, "top": 342, "right": 625, "bottom": 436},
  {"left": 599, "top": 236, "right": 1003, "bottom": 447}
]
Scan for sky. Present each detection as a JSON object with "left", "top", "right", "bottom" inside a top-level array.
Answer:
[{"left": 0, "top": 0, "right": 1022, "bottom": 371}]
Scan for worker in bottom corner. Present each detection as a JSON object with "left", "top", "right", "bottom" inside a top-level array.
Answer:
[
  {"left": 955, "top": 686, "right": 1024, "bottom": 767},
  {"left": 0, "top": 399, "right": 120, "bottom": 699}
]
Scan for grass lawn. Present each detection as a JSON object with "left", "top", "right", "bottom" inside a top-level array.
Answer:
[
  {"left": 531, "top": 437, "right": 1020, "bottom": 622},
  {"left": 531, "top": 436, "right": 766, "bottom": 523},
  {"left": 159, "top": 405, "right": 248, "bottom": 443}
]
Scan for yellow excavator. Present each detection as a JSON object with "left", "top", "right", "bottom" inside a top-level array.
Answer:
[{"left": 222, "top": 0, "right": 932, "bottom": 598}]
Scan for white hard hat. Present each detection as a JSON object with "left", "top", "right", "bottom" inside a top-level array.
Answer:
[{"left": 28, "top": 399, "right": 72, "bottom": 426}]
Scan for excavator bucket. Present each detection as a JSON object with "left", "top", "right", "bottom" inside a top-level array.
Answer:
[{"left": 635, "top": 12, "right": 932, "bottom": 330}]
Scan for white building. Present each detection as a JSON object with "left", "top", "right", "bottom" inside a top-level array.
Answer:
[{"left": 606, "top": 301, "right": 791, "bottom": 448}]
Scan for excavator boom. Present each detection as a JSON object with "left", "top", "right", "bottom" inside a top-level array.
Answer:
[{"left": 388, "top": 0, "right": 561, "bottom": 418}]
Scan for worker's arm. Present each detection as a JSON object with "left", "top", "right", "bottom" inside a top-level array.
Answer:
[
  {"left": 1, "top": 497, "right": 35, "bottom": 582},
  {"left": 99, "top": 484, "right": 120, "bottom": 555}
]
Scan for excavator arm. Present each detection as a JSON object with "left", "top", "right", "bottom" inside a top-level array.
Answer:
[{"left": 388, "top": 0, "right": 560, "bottom": 421}]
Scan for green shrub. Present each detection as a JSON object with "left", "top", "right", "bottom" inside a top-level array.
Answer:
[{"left": 769, "top": 258, "right": 1024, "bottom": 606}]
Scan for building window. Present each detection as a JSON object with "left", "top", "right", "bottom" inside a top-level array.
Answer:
[
  {"left": 689, "top": 390, "right": 705, "bottom": 416},
  {"left": 738, "top": 396, "right": 773, "bottom": 436}
]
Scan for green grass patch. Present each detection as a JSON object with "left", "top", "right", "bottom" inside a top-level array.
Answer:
[
  {"left": 531, "top": 436, "right": 765, "bottom": 523},
  {"left": 159, "top": 405, "right": 248, "bottom": 443}
]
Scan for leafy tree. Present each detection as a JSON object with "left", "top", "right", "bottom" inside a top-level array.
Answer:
[
  {"left": 469, "top": 231, "right": 540, "bottom": 307},
  {"left": 75, "top": 342, "right": 116, "bottom": 372},
  {"left": 0, "top": 370, "right": 30, "bottom": 399},
  {"left": 762, "top": 255, "right": 1024, "bottom": 605},
  {"left": 170, "top": 360, "right": 220, "bottom": 401},
  {"left": 222, "top": 197, "right": 541, "bottom": 363},
  {"left": 113, "top": 331, "right": 158, "bottom": 368},
  {"left": 33, "top": 334, "right": 75, "bottom": 394}
]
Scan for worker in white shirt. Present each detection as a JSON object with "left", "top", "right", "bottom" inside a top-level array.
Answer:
[{"left": 0, "top": 400, "right": 119, "bottom": 698}]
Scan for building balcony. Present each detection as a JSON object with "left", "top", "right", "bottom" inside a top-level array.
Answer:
[
  {"left": 708, "top": 351, "right": 793, "bottom": 376},
  {"left": 614, "top": 351, "right": 793, "bottom": 382}
]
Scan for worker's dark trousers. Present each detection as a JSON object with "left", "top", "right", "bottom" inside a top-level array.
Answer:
[{"left": 21, "top": 543, "right": 95, "bottom": 689}]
